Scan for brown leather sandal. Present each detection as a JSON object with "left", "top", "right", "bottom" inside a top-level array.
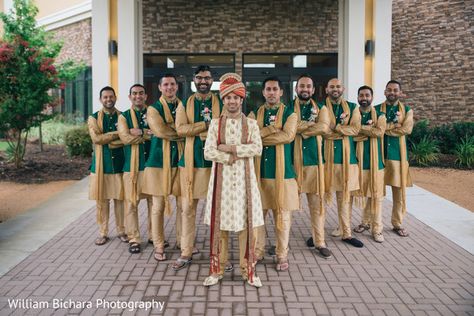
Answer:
[
  {"left": 393, "top": 227, "right": 409, "bottom": 237},
  {"left": 95, "top": 236, "right": 109, "bottom": 246},
  {"left": 154, "top": 248, "right": 167, "bottom": 261},
  {"left": 353, "top": 224, "right": 370, "bottom": 233}
]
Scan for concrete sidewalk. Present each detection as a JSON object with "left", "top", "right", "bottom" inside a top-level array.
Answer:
[
  {"left": 0, "top": 177, "right": 94, "bottom": 277},
  {"left": 0, "top": 178, "right": 473, "bottom": 315}
]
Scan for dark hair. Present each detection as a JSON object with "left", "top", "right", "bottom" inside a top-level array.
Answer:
[
  {"left": 262, "top": 76, "right": 283, "bottom": 89},
  {"left": 296, "top": 74, "right": 314, "bottom": 86},
  {"left": 386, "top": 80, "right": 402, "bottom": 90},
  {"left": 194, "top": 65, "right": 212, "bottom": 75},
  {"left": 159, "top": 73, "right": 178, "bottom": 85},
  {"left": 326, "top": 78, "right": 340, "bottom": 87},
  {"left": 129, "top": 83, "right": 146, "bottom": 95},
  {"left": 358, "top": 85, "right": 373, "bottom": 96},
  {"left": 99, "top": 86, "right": 115, "bottom": 98}
]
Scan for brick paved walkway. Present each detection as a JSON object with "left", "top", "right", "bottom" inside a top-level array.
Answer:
[{"left": 0, "top": 196, "right": 473, "bottom": 315}]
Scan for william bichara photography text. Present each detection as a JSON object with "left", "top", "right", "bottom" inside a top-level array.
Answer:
[{"left": 7, "top": 298, "right": 165, "bottom": 312}]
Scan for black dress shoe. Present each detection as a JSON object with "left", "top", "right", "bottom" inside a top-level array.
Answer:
[
  {"left": 306, "top": 237, "right": 315, "bottom": 248},
  {"left": 342, "top": 237, "right": 364, "bottom": 248},
  {"left": 316, "top": 247, "right": 333, "bottom": 258}
]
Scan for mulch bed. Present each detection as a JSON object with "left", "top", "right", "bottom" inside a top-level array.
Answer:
[{"left": 0, "top": 144, "right": 91, "bottom": 183}]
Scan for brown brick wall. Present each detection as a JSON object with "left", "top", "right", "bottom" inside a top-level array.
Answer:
[
  {"left": 51, "top": 18, "right": 92, "bottom": 66},
  {"left": 142, "top": 0, "right": 338, "bottom": 73},
  {"left": 391, "top": 0, "right": 474, "bottom": 125}
]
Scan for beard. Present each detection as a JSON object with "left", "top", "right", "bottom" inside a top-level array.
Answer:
[
  {"left": 103, "top": 101, "right": 115, "bottom": 109},
  {"left": 359, "top": 100, "right": 370, "bottom": 107},
  {"left": 297, "top": 93, "right": 311, "bottom": 101},
  {"left": 387, "top": 95, "right": 398, "bottom": 103},
  {"left": 329, "top": 91, "right": 341, "bottom": 100},
  {"left": 196, "top": 83, "right": 211, "bottom": 94}
]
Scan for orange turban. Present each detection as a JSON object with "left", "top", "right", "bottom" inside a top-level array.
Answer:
[{"left": 219, "top": 73, "right": 246, "bottom": 99}]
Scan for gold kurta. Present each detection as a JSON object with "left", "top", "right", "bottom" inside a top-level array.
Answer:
[
  {"left": 354, "top": 110, "right": 387, "bottom": 197},
  {"left": 384, "top": 110, "right": 414, "bottom": 187},
  {"left": 249, "top": 110, "right": 299, "bottom": 211},
  {"left": 142, "top": 168, "right": 181, "bottom": 197},
  {"left": 297, "top": 105, "right": 331, "bottom": 194},
  {"left": 89, "top": 174, "right": 123, "bottom": 200},
  {"left": 123, "top": 171, "right": 151, "bottom": 200},
  {"left": 203, "top": 117, "right": 264, "bottom": 232},
  {"left": 142, "top": 103, "right": 183, "bottom": 197},
  {"left": 324, "top": 106, "right": 361, "bottom": 193},
  {"left": 88, "top": 114, "right": 124, "bottom": 200}
]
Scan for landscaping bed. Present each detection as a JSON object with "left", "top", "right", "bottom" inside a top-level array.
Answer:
[{"left": 0, "top": 143, "right": 90, "bottom": 183}]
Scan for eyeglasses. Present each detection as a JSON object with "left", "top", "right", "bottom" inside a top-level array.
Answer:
[{"left": 195, "top": 76, "right": 212, "bottom": 81}]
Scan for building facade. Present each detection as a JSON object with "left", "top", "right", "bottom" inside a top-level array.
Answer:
[{"left": 1, "top": 0, "right": 471, "bottom": 123}]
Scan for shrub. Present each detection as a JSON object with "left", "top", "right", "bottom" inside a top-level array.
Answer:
[
  {"left": 409, "top": 136, "right": 440, "bottom": 166},
  {"left": 64, "top": 125, "right": 92, "bottom": 157},
  {"left": 28, "top": 118, "right": 81, "bottom": 145},
  {"left": 454, "top": 135, "right": 474, "bottom": 168},
  {"left": 433, "top": 122, "right": 474, "bottom": 154},
  {"left": 452, "top": 122, "right": 474, "bottom": 140},
  {"left": 408, "top": 119, "right": 431, "bottom": 150},
  {"left": 52, "top": 112, "right": 86, "bottom": 125}
]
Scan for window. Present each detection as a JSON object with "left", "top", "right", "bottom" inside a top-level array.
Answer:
[
  {"left": 143, "top": 54, "right": 235, "bottom": 105},
  {"left": 243, "top": 53, "right": 337, "bottom": 113},
  {"left": 63, "top": 67, "right": 92, "bottom": 121}
]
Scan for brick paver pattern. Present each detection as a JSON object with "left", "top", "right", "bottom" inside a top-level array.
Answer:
[{"left": 0, "top": 195, "right": 473, "bottom": 315}]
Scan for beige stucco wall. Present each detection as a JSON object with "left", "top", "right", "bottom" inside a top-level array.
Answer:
[{"left": 35, "top": 0, "right": 86, "bottom": 19}]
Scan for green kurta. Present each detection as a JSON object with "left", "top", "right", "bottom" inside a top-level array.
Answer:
[
  {"left": 253, "top": 105, "right": 296, "bottom": 179},
  {"left": 177, "top": 95, "right": 223, "bottom": 168},
  {"left": 145, "top": 100, "right": 180, "bottom": 168},
  {"left": 90, "top": 111, "right": 124, "bottom": 174},
  {"left": 360, "top": 109, "right": 385, "bottom": 170},
  {"left": 290, "top": 100, "right": 325, "bottom": 166},
  {"left": 121, "top": 108, "right": 151, "bottom": 172},
  {"left": 375, "top": 103, "right": 411, "bottom": 161},
  {"left": 325, "top": 101, "right": 358, "bottom": 164}
]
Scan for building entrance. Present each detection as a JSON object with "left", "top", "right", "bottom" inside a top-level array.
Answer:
[
  {"left": 143, "top": 53, "right": 337, "bottom": 112},
  {"left": 243, "top": 53, "right": 337, "bottom": 113}
]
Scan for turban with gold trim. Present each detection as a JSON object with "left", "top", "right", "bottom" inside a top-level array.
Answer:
[{"left": 219, "top": 73, "right": 246, "bottom": 99}]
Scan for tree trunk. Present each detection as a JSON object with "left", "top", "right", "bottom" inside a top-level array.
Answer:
[
  {"left": 14, "top": 129, "right": 22, "bottom": 168},
  {"left": 21, "top": 130, "right": 29, "bottom": 161},
  {"left": 39, "top": 122, "right": 43, "bottom": 152}
]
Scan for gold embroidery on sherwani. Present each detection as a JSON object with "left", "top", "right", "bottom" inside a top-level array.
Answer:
[{"left": 204, "top": 115, "right": 264, "bottom": 283}]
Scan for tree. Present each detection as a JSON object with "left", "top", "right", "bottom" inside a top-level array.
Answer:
[{"left": 0, "top": 0, "right": 84, "bottom": 167}]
